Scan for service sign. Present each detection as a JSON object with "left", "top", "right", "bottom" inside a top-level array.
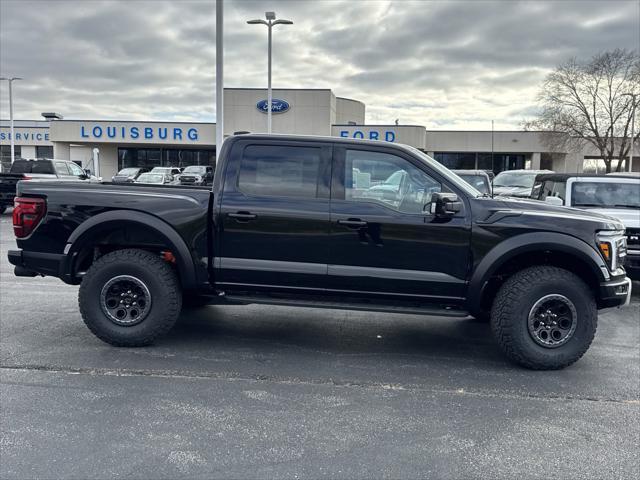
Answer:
[{"left": 256, "top": 99, "right": 290, "bottom": 114}]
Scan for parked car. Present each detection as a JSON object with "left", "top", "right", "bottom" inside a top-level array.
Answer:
[
  {"left": 179, "top": 165, "right": 214, "bottom": 186},
  {"left": 111, "top": 167, "right": 148, "bottom": 183},
  {"left": 531, "top": 173, "right": 640, "bottom": 280},
  {"left": 135, "top": 172, "right": 173, "bottom": 185},
  {"left": 452, "top": 169, "right": 492, "bottom": 195},
  {"left": 0, "top": 158, "right": 95, "bottom": 214},
  {"left": 493, "top": 169, "right": 553, "bottom": 198},
  {"left": 150, "top": 167, "right": 182, "bottom": 183},
  {"left": 7, "top": 134, "right": 631, "bottom": 370}
]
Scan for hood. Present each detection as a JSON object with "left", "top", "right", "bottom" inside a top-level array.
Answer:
[
  {"left": 580, "top": 208, "right": 640, "bottom": 229},
  {"left": 493, "top": 186, "right": 532, "bottom": 197},
  {"left": 478, "top": 196, "right": 626, "bottom": 230}
]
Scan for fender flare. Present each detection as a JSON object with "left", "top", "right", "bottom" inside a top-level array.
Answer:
[
  {"left": 466, "top": 232, "right": 607, "bottom": 314},
  {"left": 65, "top": 210, "right": 197, "bottom": 288}
]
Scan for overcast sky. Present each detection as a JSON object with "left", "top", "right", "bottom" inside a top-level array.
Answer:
[{"left": 0, "top": 0, "right": 638, "bottom": 129}]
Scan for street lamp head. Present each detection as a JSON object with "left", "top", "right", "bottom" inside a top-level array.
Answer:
[
  {"left": 247, "top": 19, "right": 267, "bottom": 25},
  {"left": 272, "top": 19, "right": 293, "bottom": 26},
  {"left": 265, "top": 11, "right": 276, "bottom": 20},
  {"left": 0, "top": 77, "right": 22, "bottom": 81}
]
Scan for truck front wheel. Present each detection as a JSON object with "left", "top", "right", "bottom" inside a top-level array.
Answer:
[
  {"left": 79, "top": 249, "right": 182, "bottom": 346},
  {"left": 491, "top": 266, "right": 597, "bottom": 370}
]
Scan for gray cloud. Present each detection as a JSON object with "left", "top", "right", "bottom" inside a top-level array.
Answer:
[{"left": 0, "top": 0, "right": 638, "bottom": 129}]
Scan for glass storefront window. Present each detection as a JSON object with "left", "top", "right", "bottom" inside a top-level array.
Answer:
[
  {"left": 433, "top": 152, "right": 526, "bottom": 174},
  {"left": 36, "top": 146, "right": 54, "bottom": 158},
  {"left": 0, "top": 145, "right": 21, "bottom": 171},
  {"left": 118, "top": 147, "right": 216, "bottom": 171}
]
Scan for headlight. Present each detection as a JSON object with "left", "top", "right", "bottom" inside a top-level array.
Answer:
[
  {"left": 195, "top": 175, "right": 202, "bottom": 181},
  {"left": 596, "top": 230, "right": 627, "bottom": 272}
]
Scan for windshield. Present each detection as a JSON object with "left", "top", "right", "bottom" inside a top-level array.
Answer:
[
  {"left": 117, "top": 168, "right": 139, "bottom": 176},
  {"left": 457, "top": 174, "right": 490, "bottom": 194},
  {"left": 404, "top": 146, "right": 481, "bottom": 197},
  {"left": 137, "top": 174, "right": 164, "bottom": 183},
  {"left": 493, "top": 172, "right": 537, "bottom": 188},
  {"left": 493, "top": 171, "right": 537, "bottom": 188},
  {"left": 571, "top": 181, "right": 640, "bottom": 208},
  {"left": 150, "top": 167, "right": 170, "bottom": 173},
  {"left": 183, "top": 166, "right": 206, "bottom": 174}
]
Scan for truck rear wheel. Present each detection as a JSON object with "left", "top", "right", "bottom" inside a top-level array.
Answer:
[
  {"left": 491, "top": 266, "right": 597, "bottom": 370},
  {"left": 79, "top": 249, "right": 182, "bottom": 346}
]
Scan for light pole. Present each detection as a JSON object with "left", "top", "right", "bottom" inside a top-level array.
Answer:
[
  {"left": 0, "top": 77, "right": 23, "bottom": 165},
  {"left": 623, "top": 93, "right": 638, "bottom": 173},
  {"left": 247, "top": 12, "right": 293, "bottom": 134},
  {"left": 216, "top": 0, "right": 224, "bottom": 162}
]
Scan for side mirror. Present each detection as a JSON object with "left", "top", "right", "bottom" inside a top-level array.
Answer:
[
  {"left": 545, "top": 196, "right": 564, "bottom": 206},
  {"left": 426, "top": 192, "right": 462, "bottom": 217}
]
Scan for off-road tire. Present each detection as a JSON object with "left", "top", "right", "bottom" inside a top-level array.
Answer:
[
  {"left": 491, "top": 266, "right": 597, "bottom": 370},
  {"left": 79, "top": 249, "right": 182, "bottom": 346}
]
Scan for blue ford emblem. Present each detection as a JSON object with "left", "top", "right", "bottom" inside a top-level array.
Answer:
[{"left": 256, "top": 99, "right": 290, "bottom": 114}]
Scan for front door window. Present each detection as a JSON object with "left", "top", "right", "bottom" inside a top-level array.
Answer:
[{"left": 345, "top": 150, "right": 441, "bottom": 214}]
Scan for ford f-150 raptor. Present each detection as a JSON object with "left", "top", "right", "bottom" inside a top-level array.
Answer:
[{"left": 8, "top": 134, "right": 632, "bottom": 369}]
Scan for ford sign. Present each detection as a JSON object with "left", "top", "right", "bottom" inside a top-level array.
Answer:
[{"left": 256, "top": 99, "right": 290, "bottom": 114}]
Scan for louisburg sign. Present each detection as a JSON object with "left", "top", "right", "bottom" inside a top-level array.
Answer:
[{"left": 256, "top": 99, "right": 290, "bottom": 114}]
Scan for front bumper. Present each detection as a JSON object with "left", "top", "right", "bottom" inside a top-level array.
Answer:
[
  {"left": 599, "top": 275, "right": 632, "bottom": 308},
  {"left": 8, "top": 249, "right": 75, "bottom": 283}
]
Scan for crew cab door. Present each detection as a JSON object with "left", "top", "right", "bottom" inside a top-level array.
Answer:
[
  {"left": 328, "top": 145, "right": 471, "bottom": 303},
  {"left": 217, "top": 139, "right": 332, "bottom": 292}
]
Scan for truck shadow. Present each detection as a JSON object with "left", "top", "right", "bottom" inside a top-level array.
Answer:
[{"left": 169, "top": 304, "right": 505, "bottom": 364}]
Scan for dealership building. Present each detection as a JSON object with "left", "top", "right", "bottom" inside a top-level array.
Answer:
[{"left": 1, "top": 88, "right": 637, "bottom": 178}]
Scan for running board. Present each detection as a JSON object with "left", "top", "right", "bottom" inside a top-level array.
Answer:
[{"left": 222, "top": 294, "right": 468, "bottom": 317}]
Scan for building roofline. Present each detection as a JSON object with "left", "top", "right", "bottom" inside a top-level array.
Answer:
[
  {"left": 335, "top": 97, "right": 366, "bottom": 107},
  {"left": 43, "top": 119, "right": 217, "bottom": 125},
  {"left": 225, "top": 87, "right": 332, "bottom": 92},
  {"left": 332, "top": 124, "right": 426, "bottom": 128}
]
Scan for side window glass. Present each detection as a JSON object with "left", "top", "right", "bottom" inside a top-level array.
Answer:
[
  {"left": 537, "top": 181, "right": 552, "bottom": 200},
  {"left": 238, "top": 145, "right": 322, "bottom": 198},
  {"left": 552, "top": 181, "right": 566, "bottom": 201},
  {"left": 345, "top": 150, "right": 441, "bottom": 214},
  {"left": 68, "top": 162, "right": 85, "bottom": 176},
  {"left": 55, "top": 161, "right": 70, "bottom": 175}
]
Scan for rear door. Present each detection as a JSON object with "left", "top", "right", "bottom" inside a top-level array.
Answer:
[{"left": 217, "top": 139, "right": 332, "bottom": 293}]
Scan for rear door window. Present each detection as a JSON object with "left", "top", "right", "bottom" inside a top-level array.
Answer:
[{"left": 238, "top": 145, "right": 322, "bottom": 198}]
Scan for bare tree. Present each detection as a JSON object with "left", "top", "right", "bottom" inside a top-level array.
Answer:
[{"left": 527, "top": 49, "right": 639, "bottom": 173}]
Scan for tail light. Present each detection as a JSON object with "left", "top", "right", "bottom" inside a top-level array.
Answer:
[
  {"left": 22, "top": 175, "right": 32, "bottom": 180},
  {"left": 13, "top": 197, "right": 47, "bottom": 238}
]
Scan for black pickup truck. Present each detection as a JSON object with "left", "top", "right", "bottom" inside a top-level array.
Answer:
[{"left": 8, "top": 135, "right": 632, "bottom": 369}]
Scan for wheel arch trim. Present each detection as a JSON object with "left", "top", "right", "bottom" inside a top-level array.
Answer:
[
  {"left": 65, "top": 210, "right": 197, "bottom": 288},
  {"left": 466, "top": 232, "right": 607, "bottom": 314}
]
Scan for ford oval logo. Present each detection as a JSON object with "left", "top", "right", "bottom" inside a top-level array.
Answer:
[{"left": 256, "top": 99, "right": 290, "bottom": 114}]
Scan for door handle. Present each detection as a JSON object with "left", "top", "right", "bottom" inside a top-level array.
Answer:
[
  {"left": 337, "top": 218, "right": 368, "bottom": 228},
  {"left": 227, "top": 211, "right": 257, "bottom": 221}
]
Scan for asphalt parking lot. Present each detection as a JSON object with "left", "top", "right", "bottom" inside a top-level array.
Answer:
[{"left": 0, "top": 209, "right": 638, "bottom": 479}]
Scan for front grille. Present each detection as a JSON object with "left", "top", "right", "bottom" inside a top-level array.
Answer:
[
  {"left": 180, "top": 177, "right": 196, "bottom": 184},
  {"left": 626, "top": 228, "right": 640, "bottom": 249}
]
